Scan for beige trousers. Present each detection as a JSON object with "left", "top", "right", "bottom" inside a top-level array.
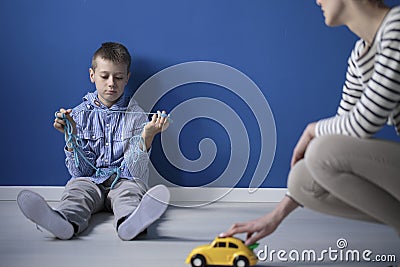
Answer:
[{"left": 288, "top": 135, "right": 400, "bottom": 234}]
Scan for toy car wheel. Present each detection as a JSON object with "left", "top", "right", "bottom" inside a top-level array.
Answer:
[
  {"left": 233, "top": 256, "right": 249, "bottom": 267},
  {"left": 191, "top": 254, "right": 206, "bottom": 267}
]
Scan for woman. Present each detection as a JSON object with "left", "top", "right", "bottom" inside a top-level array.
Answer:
[{"left": 222, "top": 0, "right": 400, "bottom": 245}]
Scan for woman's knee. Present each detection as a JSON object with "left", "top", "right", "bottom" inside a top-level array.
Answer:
[
  {"left": 305, "top": 135, "right": 349, "bottom": 181},
  {"left": 305, "top": 135, "right": 336, "bottom": 166},
  {"left": 287, "top": 160, "right": 328, "bottom": 205}
]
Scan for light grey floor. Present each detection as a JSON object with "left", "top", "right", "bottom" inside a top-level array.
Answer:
[{"left": 1, "top": 200, "right": 399, "bottom": 267}]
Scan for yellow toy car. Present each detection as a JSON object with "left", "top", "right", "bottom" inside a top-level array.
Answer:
[{"left": 185, "top": 236, "right": 258, "bottom": 267}]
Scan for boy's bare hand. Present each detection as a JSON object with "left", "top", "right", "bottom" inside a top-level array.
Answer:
[
  {"left": 143, "top": 110, "right": 170, "bottom": 137},
  {"left": 141, "top": 110, "right": 169, "bottom": 151}
]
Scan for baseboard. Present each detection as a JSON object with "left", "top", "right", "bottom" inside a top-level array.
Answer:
[{"left": 0, "top": 186, "right": 286, "bottom": 203}]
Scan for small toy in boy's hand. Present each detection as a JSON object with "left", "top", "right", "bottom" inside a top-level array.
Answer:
[
  {"left": 185, "top": 236, "right": 258, "bottom": 267},
  {"left": 153, "top": 111, "right": 172, "bottom": 123}
]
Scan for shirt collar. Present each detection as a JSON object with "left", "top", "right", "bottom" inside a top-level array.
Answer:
[{"left": 83, "top": 91, "right": 129, "bottom": 111}]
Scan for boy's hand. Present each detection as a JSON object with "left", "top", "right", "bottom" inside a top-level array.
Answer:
[
  {"left": 141, "top": 110, "right": 170, "bottom": 150},
  {"left": 54, "top": 108, "right": 76, "bottom": 135},
  {"left": 143, "top": 110, "right": 170, "bottom": 136}
]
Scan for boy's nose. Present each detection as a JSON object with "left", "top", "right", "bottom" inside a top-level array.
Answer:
[{"left": 107, "top": 77, "right": 115, "bottom": 87}]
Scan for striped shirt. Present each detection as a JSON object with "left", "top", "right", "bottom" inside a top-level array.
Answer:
[
  {"left": 64, "top": 91, "right": 149, "bottom": 184},
  {"left": 316, "top": 6, "right": 400, "bottom": 138}
]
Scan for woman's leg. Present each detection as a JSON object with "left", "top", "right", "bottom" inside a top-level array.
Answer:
[
  {"left": 288, "top": 135, "right": 400, "bottom": 233},
  {"left": 305, "top": 135, "right": 400, "bottom": 233},
  {"left": 288, "top": 160, "right": 380, "bottom": 223}
]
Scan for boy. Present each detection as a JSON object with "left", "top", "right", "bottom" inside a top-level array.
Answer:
[{"left": 17, "top": 42, "right": 170, "bottom": 240}]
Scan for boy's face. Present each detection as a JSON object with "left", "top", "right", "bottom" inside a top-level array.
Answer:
[{"left": 89, "top": 57, "right": 130, "bottom": 108}]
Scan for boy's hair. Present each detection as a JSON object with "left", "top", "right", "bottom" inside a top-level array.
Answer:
[{"left": 91, "top": 42, "right": 131, "bottom": 73}]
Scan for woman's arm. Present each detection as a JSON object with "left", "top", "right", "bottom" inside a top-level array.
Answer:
[{"left": 317, "top": 29, "right": 400, "bottom": 138}]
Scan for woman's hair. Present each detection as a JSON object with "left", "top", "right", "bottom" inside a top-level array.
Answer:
[{"left": 91, "top": 42, "right": 131, "bottom": 72}]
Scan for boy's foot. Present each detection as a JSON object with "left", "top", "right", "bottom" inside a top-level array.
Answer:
[
  {"left": 17, "top": 190, "right": 74, "bottom": 240},
  {"left": 117, "top": 184, "right": 170, "bottom": 241}
]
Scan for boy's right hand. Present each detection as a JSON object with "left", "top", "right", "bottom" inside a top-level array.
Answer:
[{"left": 53, "top": 108, "right": 76, "bottom": 135}]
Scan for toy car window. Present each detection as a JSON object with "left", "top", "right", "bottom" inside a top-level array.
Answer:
[
  {"left": 214, "top": 242, "right": 226, "bottom": 247},
  {"left": 228, "top": 242, "right": 238, "bottom": 249}
]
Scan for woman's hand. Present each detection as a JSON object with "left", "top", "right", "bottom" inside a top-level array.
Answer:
[
  {"left": 220, "top": 196, "right": 299, "bottom": 245},
  {"left": 291, "top": 122, "right": 317, "bottom": 167},
  {"left": 220, "top": 213, "right": 281, "bottom": 246}
]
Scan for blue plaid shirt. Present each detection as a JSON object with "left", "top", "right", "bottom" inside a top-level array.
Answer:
[{"left": 64, "top": 91, "right": 149, "bottom": 184}]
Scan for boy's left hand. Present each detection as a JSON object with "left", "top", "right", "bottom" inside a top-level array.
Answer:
[
  {"left": 141, "top": 110, "right": 170, "bottom": 150},
  {"left": 144, "top": 110, "right": 170, "bottom": 136}
]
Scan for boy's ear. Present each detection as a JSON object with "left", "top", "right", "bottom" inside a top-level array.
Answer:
[{"left": 89, "top": 68, "right": 95, "bottom": 83}]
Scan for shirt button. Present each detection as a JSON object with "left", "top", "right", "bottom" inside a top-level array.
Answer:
[
  {"left": 92, "top": 135, "right": 96, "bottom": 139},
  {"left": 105, "top": 142, "right": 109, "bottom": 146}
]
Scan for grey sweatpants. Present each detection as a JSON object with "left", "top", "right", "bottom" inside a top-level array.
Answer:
[
  {"left": 287, "top": 135, "right": 400, "bottom": 234},
  {"left": 56, "top": 177, "right": 147, "bottom": 234}
]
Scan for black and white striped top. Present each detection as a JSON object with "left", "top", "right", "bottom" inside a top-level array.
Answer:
[{"left": 316, "top": 6, "right": 400, "bottom": 138}]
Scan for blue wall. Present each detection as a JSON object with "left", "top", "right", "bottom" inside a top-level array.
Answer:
[{"left": 1, "top": 0, "right": 399, "bottom": 187}]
